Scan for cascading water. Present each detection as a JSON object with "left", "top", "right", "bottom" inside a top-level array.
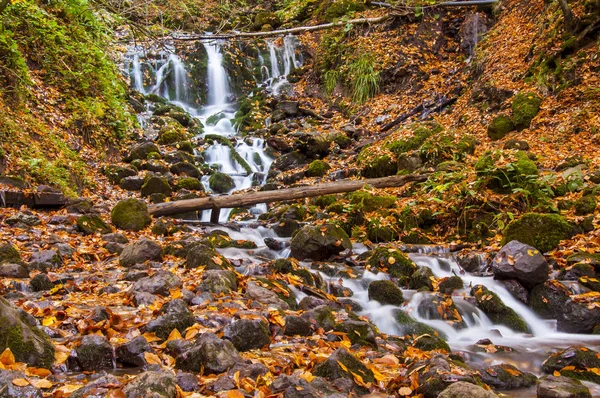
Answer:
[{"left": 262, "top": 35, "right": 302, "bottom": 94}]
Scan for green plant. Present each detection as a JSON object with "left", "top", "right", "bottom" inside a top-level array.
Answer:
[{"left": 348, "top": 53, "right": 379, "bottom": 104}]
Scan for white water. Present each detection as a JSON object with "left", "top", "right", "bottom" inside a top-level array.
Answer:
[{"left": 261, "top": 35, "right": 302, "bottom": 95}]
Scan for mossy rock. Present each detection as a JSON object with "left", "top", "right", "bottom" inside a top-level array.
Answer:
[
  {"left": 394, "top": 310, "right": 441, "bottom": 337},
  {"left": 306, "top": 159, "right": 331, "bottom": 177},
  {"left": 186, "top": 244, "right": 232, "bottom": 270},
  {"left": 141, "top": 176, "right": 172, "bottom": 197},
  {"left": 315, "top": 195, "right": 337, "bottom": 208},
  {"left": 409, "top": 266, "right": 434, "bottom": 290},
  {"left": 511, "top": 92, "right": 542, "bottom": 130},
  {"left": 367, "top": 220, "right": 398, "bottom": 243},
  {"left": 313, "top": 348, "right": 375, "bottom": 388},
  {"left": 574, "top": 195, "right": 597, "bottom": 215},
  {"left": 77, "top": 215, "right": 112, "bottom": 235},
  {"left": 103, "top": 165, "right": 138, "bottom": 185},
  {"left": 334, "top": 134, "right": 352, "bottom": 148},
  {"left": 541, "top": 346, "right": 600, "bottom": 384},
  {"left": 349, "top": 190, "right": 396, "bottom": 212},
  {"left": 367, "top": 246, "right": 417, "bottom": 281},
  {"left": 438, "top": 276, "right": 464, "bottom": 294},
  {"left": 368, "top": 280, "right": 403, "bottom": 305},
  {"left": 175, "top": 177, "right": 202, "bottom": 191},
  {"left": 128, "top": 142, "right": 160, "bottom": 162},
  {"left": 290, "top": 224, "right": 352, "bottom": 261},
  {"left": 471, "top": 285, "right": 529, "bottom": 333},
  {"left": 360, "top": 154, "right": 397, "bottom": 178},
  {"left": 0, "top": 243, "right": 21, "bottom": 264},
  {"left": 412, "top": 334, "right": 451, "bottom": 352},
  {"left": 386, "top": 122, "right": 442, "bottom": 155},
  {"left": 488, "top": 115, "right": 515, "bottom": 140},
  {"left": 253, "top": 11, "right": 281, "bottom": 30},
  {"left": 333, "top": 320, "right": 377, "bottom": 346},
  {"left": 209, "top": 172, "right": 235, "bottom": 193},
  {"left": 111, "top": 199, "right": 152, "bottom": 232},
  {"left": 205, "top": 112, "right": 227, "bottom": 126},
  {"left": 502, "top": 213, "right": 573, "bottom": 253},
  {"left": 157, "top": 124, "right": 190, "bottom": 145}
]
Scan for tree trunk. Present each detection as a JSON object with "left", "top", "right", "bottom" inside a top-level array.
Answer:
[
  {"left": 557, "top": 0, "right": 578, "bottom": 31},
  {"left": 147, "top": 173, "right": 428, "bottom": 217}
]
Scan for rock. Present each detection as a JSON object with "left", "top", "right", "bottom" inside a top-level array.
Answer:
[
  {"left": 574, "top": 195, "right": 597, "bottom": 215},
  {"left": 116, "top": 336, "right": 154, "bottom": 367},
  {"left": 123, "top": 371, "right": 177, "bottom": 398},
  {"left": 208, "top": 172, "right": 234, "bottom": 193},
  {"left": 103, "top": 164, "right": 138, "bottom": 185},
  {"left": 409, "top": 266, "right": 435, "bottom": 290},
  {"left": 511, "top": 92, "right": 542, "bottom": 130},
  {"left": 0, "top": 297, "right": 54, "bottom": 368},
  {"left": 198, "top": 270, "right": 237, "bottom": 294},
  {"left": 306, "top": 159, "right": 330, "bottom": 177},
  {"left": 146, "top": 299, "right": 195, "bottom": 339},
  {"left": 367, "top": 246, "right": 417, "bottom": 281},
  {"left": 417, "top": 295, "right": 465, "bottom": 330},
  {"left": 120, "top": 176, "right": 145, "bottom": 191},
  {"left": 76, "top": 215, "right": 112, "bottom": 235},
  {"left": 290, "top": 224, "right": 351, "bottom": 261},
  {"left": 176, "top": 371, "right": 199, "bottom": 392},
  {"left": 492, "top": 240, "right": 549, "bottom": 287},
  {"left": 488, "top": 115, "right": 515, "bottom": 140},
  {"left": 438, "top": 276, "right": 464, "bottom": 294},
  {"left": 502, "top": 213, "right": 573, "bottom": 253},
  {"left": 284, "top": 315, "right": 312, "bottom": 336},
  {"left": 438, "top": 381, "right": 498, "bottom": 398},
  {"left": 65, "top": 198, "right": 94, "bottom": 214},
  {"left": 313, "top": 348, "right": 375, "bottom": 389},
  {"left": 127, "top": 142, "right": 160, "bottom": 162},
  {"left": 224, "top": 319, "right": 270, "bottom": 351},
  {"left": 334, "top": 320, "right": 377, "bottom": 346},
  {"left": 30, "top": 274, "right": 53, "bottom": 292},
  {"left": 5, "top": 212, "right": 41, "bottom": 227},
  {"left": 170, "top": 162, "right": 201, "bottom": 178},
  {"left": 367, "top": 280, "right": 403, "bottom": 305},
  {"left": 504, "top": 138, "right": 530, "bottom": 150},
  {"left": 133, "top": 270, "right": 182, "bottom": 296},
  {"left": 302, "top": 305, "right": 336, "bottom": 330},
  {"left": 557, "top": 299, "right": 600, "bottom": 334},
  {"left": 186, "top": 244, "right": 230, "bottom": 270},
  {"left": 141, "top": 176, "right": 172, "bottom": 197},
  {"left": 111, "top": 199, "right": 152, "bottom": 231},
  {"left": 0, "top": 263, "right": 28, "bottom": 278},
  {"left": 0, "top": 243, "right": 21, "bottom": 264},
  {"left": 176, "top": 333, "right": 242, "bottom": 374},
  {"left": 397, "top": 153, "right": 423, "bottom": 172},
  {"left": 530, "top": 281, "right": 570, "bottom": 319},
  {"left": 542, "top": 347, "right": 600, "bottom": 384},
  {"left": 277, "top": 100, "right": 299, "bottom": 116},
  {"left": 475, "top": 363, "right": 537, "bottom": 389},
  {"left": 0, "top": 369, "right": 43, "bottom": 397},
  {"left": 245, "top": 281, "right": 289, "bottom": 310},
  {"left": 103, "top": 232, "right": 129, "bottom": 244},
  {"left": 74, "top": 334, "right": 115, "bottom": 371},
  {"left": 537, "top": 375, "right": 592, "bottom": 398},
  {"left": 471, "top": 285, "right": 529, "bottom": 333},
  {"left": 70, "top": 375, "right": 122, "bottom": 398},
  {"left": 120, "top": 239, "right": 163, "bottom": 267},
  {"left": 271, "top": 151, "right": 308, "bottom": 173},
  {"left": 132, "top": 291, "right": 159, "bottom": 307},
  {"left": 29, "top": 249, "right": 62, "bottom": 270},
  {"left": 394, "top": 310, "right": 441, "bottom": 337},
  {"left": 502, "top": 279, "right": 529, "bottom": 304}
]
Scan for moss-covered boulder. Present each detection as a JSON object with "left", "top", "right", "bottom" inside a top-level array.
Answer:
[
  {"left": 333, "top": 320, "right": 377, "bottom": 346},
  {"left": 175, "top": 333, "right": 242, "bottom": 374},
  {"left": 471, "top": 285, "right": 529, "bottom": 333},
  {"left": 367, "top": 247, "right": 417, "bottom": 281},
  {"left": 367, "top": 219, "right": 398, "bottom": 243},
  {"left": 529, "top": 281, "right": 571, "bottom": 319},
  {"left": 349, "top": 190, "right": 396, "bottom": 212},
  {"left": 103, "top": 165, "right": 138, "bottom": 185},
  {"left": 208, "top": 172, "right": 235, "bottom": 193},
  {"left": 141, "top": 176, "right": 172, "bottom": 197},
  {"left": 290, "top": 224, "right": 351, "bottom": 261},
  {"left": 536, "top": 375, "right": 592, "bottom": 398},
  {"left": 73, "top": 334, "right": 115, "bottom": 371},
  {"left": 175, "top": 177, "right": 202, "bottom": 191},
  {"left": 127, "top": 142, "right": 160, "bottom": 162},
  {"left": 111, "top": 199, "right": 152, "bottom": 232},
  {"left": 412, "top": 334, "right": 451, "bottom": 352},
  {"left": 511, "top": 92, "right": 542, "bottom": 130},
  {"left": 157, "top": 119, "right": 190, "bottom": 145},
  {"left": 409, "top": 266, "right": 435, "bottom": 290},
  {"left": 123, "top": 371, "right": 177, "bottom": 398},
  {"left": 488, "top": 115, "right": 515, "bottom": 140},
  {"left": 574, "top": 195, "right": 597, "bottom": 215},
  {"left": 360, "top": 154, "right": 397, "bottom": 178},
  {"left": 438, "top": 276, "right": 464, "bottom": 294},
  {"left": 541, "top": 346, "right": 600, "bottom": 384},
  {"left": 306, "top": 159, "right": 330, "bottom": 177},
  {"left": 185, "top": 243, "right": 231, "bottom": 270},
  {"left": 76, "top": 215, "right": 112, "bottom": 235},
  {"left": 394, "top": 310, "right": 441, "bottom": 337},
  {"left": 224, "top": 319, "right": 270, "bottom": 351},
  {"left": 313, "top": 348, "right": 375, "bottom": 389},
  {"left": 145, "top": 299, "right": 195, "bottom": 340},
  {"left": 502, "top": 213, "right": 573, "bottom": 253},
  {"left": 0, "top": 298, "right": 54, "bottom": 368},
  {"left": 253, "top": 11, "right": 281, "bottom": 30},
  {"left": 0, "top": 243, "right": 21, "bottom": 264},
  {"left": 368, "top": 280, "right": 403, "bottom": 305}
]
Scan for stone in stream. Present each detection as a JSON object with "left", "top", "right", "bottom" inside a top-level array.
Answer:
[
  {"left": 541, "top": 346, "right": 600, "bottom": 384},
  {"left": 145, "top": 299, "right": 195, "bottom": 340},
  {"left": 557, "top": 299, "right": 600, "bottom": 334},
  {"left": 470, "top": 285, "right": 529, "bottom": 333},
  {"left": 529, "top": 280, "right": 570, "bottom": 319},
  {"left": 413, "top": 355, "right": 481, "bottom": 397},
  {"left": 0, "top": 298, "right": 54, "bottom": 369},
  {"left": 198, "top": 270, "right": 237, "bottom": 294},
  {"left": 270, "top": 151, "right": 308, "bottom": 173},
  {"left": 394, "top": 310, "right": 442, "bottom": 337},
  {"left": 438, "top": 381, "right": 498, "bottom": 398},
  {"left": 123, "top": 371, "right": 177, "bottom": 398},
  {"left": 119, "top": 239, "right": 163, "bottom": 267},
  {"left": 474, "top": 363, "right": 537, "bottom": 389},
  {"left": 536, "top": 375, "right": 592, "bottom": 398},
  {"left": 208, "top": 172, "right": 234, "bottom": 193},
  {"left": 367, "top": 280, "right": 404, "bottom": 306},
  {"left": 0, "top": 369, "right": 43, "bottom": 397},
  {"left": 492, "top": 240, "right": 549, "bottom": 287},
  {"left": 170, "top": 162, "right": 201, "bottom": 178},
  {"left": 70, "top": 374, "right": 122, "bottom": 398},
  {"left": 72, "top": 334, "right": 115, "bottom": 371},
  {"left": 290, "top": 224, "right": 351, "bottom": 261},
  {"left": 302, "top": 305, "right": 336, "bottom": 331},
  {"left": 409, "top": 266, "right": 435, "bottom": 290},
  {"left": 141, "top": 176, "right": 172, "bottom": 197},
  {"left": 116, "top": 335, "right": 155, "bottom": 367},
  {"left": 501, "top": 279, "right": 530, "bottom": 304},
  {"left": 417, "top": 294, "right": 466, "bottom": 330},
  {"left": 313, "top": 348, "right": 375, "bottom": 391},
  {"left": 224, "top": 319, "right": 270, "bottom": 351},
  {"left": 367, "top": 246, "right": 417, "bottom": 282},
  {"left": 175, "top": 333, "right": 242, "bottom": 374},
  {"left": 244, "top": 281, "right": 290, "bottom": 310},
  {"left": 0, "top": 243, "right": 21, "bottom": 264},
  {"left": 30, "top": 274, "right": 54, "bottom": 292},
  {"left": 333, "top": 320, "right": 377, "bottom": 346},
  {"left": 185, "top": 243, "right": 231, "bottom": 270},
  {"left": 0, "top": 262, "right": 28, "bottom": 278},
  {"left": 111, "top": 198, "right": 152, "bottom": 231},
  {"left": 132, "top": 270, "right": 182, "bottom": 296},
  {"left": 438, "top": 275, "right": 464, "bottom": 294}
]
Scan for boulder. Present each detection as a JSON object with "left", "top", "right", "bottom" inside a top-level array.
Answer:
[
  {"left": 208, "top": 172, "right": 234, "bottom": 193},
  {"left": 438, "top": 276, "right": 464, "bottom": 294},
  {"left": 471, "top": 285, "right": 529, "bottom": 333},
  {"left": 542, "top": 347, "right": 600, "bottom": 384},
  {"left": 186, "top": 244, "right": 230, "bottom": 270},
  {"left": 103, "top": 165, "right": 138, "bottom": 185},
  {"left": 367, "top": 280, "right": 403, "bottom": 306},
  {"left": 409, "top": 266, "right": 435, "bottom": 290},
  {"left": 0, "top": 298, "right": 54, "bottom": 368},
  {"left": 284, "top": 315, "right": 312, "bottom": 336},
  {"left": 198, "top": 270, "right": 237, "bottom": 294},
  {"left": 76, "top": 215, "right": 112, "bottom": 235},
  {"left": 438, "top": 381, "right": 498, "bottom": 398},
  {"left": 111, "top": 199, "right": 152, "bottom": 231},
  {"left": 224, "top": 319, "right": 270, "bottom": 351},
  {"left": 0, "top": 369, "right": 43, "bottom": 398},
  {"left": 290, "top": 224, "right": 351, "bottom": 261},
  {"left": 123, "top": 371, "right": 177, "bottom": 398},
  {"left": 530, "top": 281, "right": 570, "bottom": 319},
  {"left": 170, "top": 162, "right": 201, "bottom": 178},
  {"left": 537, "top": 375, "right": 592, "bottom": 398},
  {"left": 127, "top": 142, "right": 160, "bottom": 161},
  {"left": 394, "top": 310, "right": 441, "bottom": 337},
  {"left": 30, "top": 274, "right": 54, "bottom": 292},
  {"left": 475, "top": 363, "right": 537, "bottom": 389},
  {"left": 146, "top": 299, "right": 195, "bottom": 339},
  {"left": 557, "top": 299, "right": 600, "bottom": 334},
  {"left": 511, "top": 92, "right": 542, "bottom": 130},
  {"left": 0, "top": 263, "right": 28, "bottom": 278},
  {"left": 5, "top": 212, "right": 41, "bottom": 227},
  {"left": 487, "top": 115, "right": 515, "bottom": 140},
  {"left": 120, "top": 176, "right": 145, "bottom": 191},
  {"left": 313, "top": 348, "right": 375, "bottom": 389},
  {"left": 502, "top": 279, "right": 530, "bottom": 304},
  {"left": 333, "top": 320, "right": 377, "bottom": 346},
  {"left": 271, "top": 151, "right": 308, "bottom": 173},
  {"left": 367, "top": 246, "right": 417, "bottom": 281},
  {"left": 132, "top": 270, "right": 182, "bottom": 296},
  {"left": 502, "top": 213, "right": 573, "bottom": 253},
  {"left": 74, "top": 334, "right": 115, "bottom": 371},
  {"left": 175, "top": 333, "right": 242, "bottom": 374},
  {"left": 28, "top": 249, "right": 62, "bottom": 270},
  {"left": 119, "top": 239, "right": 163, "bottom": 267},
  {"left": 116, "top": 336, "right": 154, "bottom": 367},
  {"left": 417, "top": 295, "right": 466, "bottom": 329},
  {"left": 245, "top": 281, "right": 290, "bottom": 310},
  {"left": 0, "top": 243, "right": 21, "bottom": 264},
  {"left": 492, "top": 240, "right": 549, "bottom": 287},
  {"left": 70, "top": 375, "right": 122, "bottom": 398},
  {"left": 141, "top": 176, "right": 172, "bottom": 197}
]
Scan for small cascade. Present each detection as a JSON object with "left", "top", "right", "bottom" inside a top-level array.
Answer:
[
  {"left": 203, "top": 41, "right": 231, "bottom": 108},
  {"left": 263, "top": 35, "right": 302, "bottom": 94}
]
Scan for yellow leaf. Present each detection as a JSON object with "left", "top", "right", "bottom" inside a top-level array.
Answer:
[
  {"left": 504, "top": 367, "right": 522, "bottom": 376},
  {"left": 588, "top": 368, "right": 600, "bottom": 376},
  {"left": 226, "top": 391, "right": 245, "bottom": 398},
  {"left": 142, "top": 332, "right": 162, "bottom": 343},
  {"left": 398, "top": 386, "right": 413, "bottom": 396},
  {"left": 553, "top": 370, "right": 561, "bottom": 377},
  {"left": 212, "top": 256, "right": 223, "bottom": 266},
  {"left": 337, "top": 360, "right": 348, "bottom": 372},
  {"left": 144, "top": 352, "right": 162, "bottom": 365},
  {"left": 49, "top": 284, "right": 63, "bottom": 295},
  {"left": 300, "top": 371, "right": 315, "bottom": 382},
  {"left": 388, "top": 256, "right": 396, "bottom": 264},
  {"left": 42, "top": 316, "right": 56, "bottom": 327},
  {"left": 54, "top": 351, "right": 70, "bottom": 365},
  {"left": 561, "top": 366, "right": 576, "bottom": 371},
  {"left": 351, "top": 372, "right": 369, "bottom": 387},
  {"left": 166, "top": 328, "right": 183, "bottom": 341},
  {"left": 29, "top": 379, "right": 53, "bottom": 389},
  {"left": 0, "top": 348, "right": 15, "bottom": 366},
  {"left": 12, "top": 378, "right": 30, "bottom": 386},
  {"left": 26, "top": 368, "right": 51, "bottom": 378}
]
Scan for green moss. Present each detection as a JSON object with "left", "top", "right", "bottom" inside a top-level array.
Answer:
[
  {"left": 209, "top": 172, "right": 235, "bottom": 193},
  {"left": 471, "top": 285, "right": 529, "bottom": 333},
  {"left": 368, "top": 280, "right": 403, "bottom": 305},
  {"left": 358, "top": 151, "right": 397, "bottom": 178},
  {"left": 386, "top": 123, "right": 441, "bottom": 156},
  {"left": 438, "top": 276, "right": 464, "bottom": 294},
  {"left": 176, "top": 177, "right": 202, "bottom": 191},
  {"left": 488, "top": 115, "right": 515, "bottom": 140},
  {"left": 367, "top": 220, "right": 398, "bottom": 242},
  {"left": 306, "top": 159, "right": 331, "bottom": 177},
  {"left": 367, "top": 247, "right": 417, "bottom": 280},
  {"left": 511, "top": 92, "right": 542, "bottom": 130},
  {"left": 349, "top": 190, "right": 396, "bottom": 212},
  {"left": 157, "top": 124, "right": 190, "bottom": 145},
  {"left": 141, "top": 176, "right": 172, "bottom": 197},
  {"left": 394, "top": 310, "right": 440, "bottom": 336},
  {"left": 502, "top": 213, "right": 573, "bottom": 252},
  {"left": 574, "top": 195, "right": 597, "bottom": 215},
  {"left": 111, "top": 199, "right": 152, "bottom": 231},
  {"left": 323, "top": 0, "right": 366, "bottom": 22},
  {"left": 542, "top": 347, "right": 600, "bottom": 384},
  {"left": 0, "top": 243, "right": 21, "bottom": 264},
  {"left": 315, "top": 195, "right": 337, "bottom": 208},
  {"left": 412, "top": 334, "right": 451, "bottom": 352},
  {"left": 77, "top": 215, "right": 112, "bottom": 235},
  {"left": 515, "top": 151, "right": 538, "bottom": 176}
]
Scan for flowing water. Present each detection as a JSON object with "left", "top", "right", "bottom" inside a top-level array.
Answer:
[{"left": 125, "top": 38, "right": 600, "bottom": 395}]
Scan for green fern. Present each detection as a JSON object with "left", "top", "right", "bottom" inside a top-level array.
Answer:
[{"left": 348, "top": 54, "right": 380, "bottom": 104}]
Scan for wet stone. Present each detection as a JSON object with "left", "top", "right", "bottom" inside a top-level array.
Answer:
[
  {"left": 224, "top": 319, "right": 270, "bottom": 351},
  {"left": 73, "top": 335, "right": 115, "bottom": 371},
  {"left": 70, "top": 374, "right": 122, "bottom": 398},
  {"left": 175, "top": 333, "right": 242, "bottom": 374},
  {"left": 123, "top": 371, "right": 177, "bottom": 398},
  {"left": 132, "top": 270, "right": 182, "bottom": 296},
  {"left": 116, "top": 336, "right": 154, "bottom": 367},
  {"left": 0, "top": 262, "right": 29, "bottom": 278},
  {"left": 0, "top": 369, "right": 43, "bottom": 398},
  {"left": 536, "top": 375, "right": 592, "bottom": 398},
  {"left": 119, "top": 239, "right": 163, "bottom": 267},
  {"left": 145, "top": 299, "right": 195, "bottom": 339},
  {"left": 30, "top": 274, "right": 54, "bottom": 292}
]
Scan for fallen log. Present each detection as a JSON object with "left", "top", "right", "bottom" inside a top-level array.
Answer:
[{"left": 148, "top": 173, "right": 428, "bottom": 218}]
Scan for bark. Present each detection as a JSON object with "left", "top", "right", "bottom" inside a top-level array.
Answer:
[
  {"left": 147, "top": 173, "right": 428, "bottom": 217},
  {"left": 557, "top": 0, "right": 578, "bottom": 31}
]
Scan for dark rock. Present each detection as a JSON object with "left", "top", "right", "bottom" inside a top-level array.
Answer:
[
  {"left": 120, "top": 176, "right": 145, "bottom": 191},
  {"left": 502, "top": 213, "right": 573, "bottom": 253},
  {"left": 530, "top": 281, "right": 570, "bottom": 319},
  {"left": 537, "top": 375, "right": 592, "bottom": 398},
  {"left": 502, "top": 279, "right": 529, "bottom": 304},
  {"left": 245, "top": 281, "right": 290, "bottom": 310},
  {"left": 542, "top": 347, "right": 600, "bottom": 384},
  {"left": 475, "top": 363, "right": 537, "bottom": 389},
  {"left": 105, "top": 242, "right": 125, "bottom": 255},
  {"left": 77, "top": 215, "right": 112, "bottom": 235},
  {"left": 438, "top": 276, "right": 464, "bottom": 294},
  {"left": 271, "top": 151, "right": 307, "bottom": 173},
  {"left": 70, "top": 375, "right": 122, "bottom": 398},
  {"left": 133, "top": 271, "right": 182, "bottom": 296},
  {"left": 176, "top": 372, "right": 199, "bottom": 392},
  {"left": 0, "top": 369, "right": 43, "bottom": 397},
  {"left": 74, "top": 335, "right": 115, "bottom": 371},
  {"left": 102, "top": 233, "right": 129, "bottom": 244},
  {"left": 186, "top": 243, "right": 230, "bottom": 270},
  {"left": 170, "top": 162, "right": 201, "bottom": 179},
  {"left": 5, "top": 212, "right": 41, "bottom": 227},
  {"left": 123, "top": 371, "right": 177, "bottom": 398},
  {"left": 0, "top": 262, "right": 28, "bottom": 278},
  {"left": 30, "top": 274, "right": 53, "bottom": 292},
  {"left": 119, "top": 239, "right": 163, "bottom": 267},
  {"left": 367, "top": 280, "right": 403, "bottom": 305},
  {"left": 334, "top": 320, "right": 377, "bottom": 346},
  {"left": 146, "top": 299, "right": 195, "bottom": 339},
  {"left": 127, "top": 142, "right": 160, "bottom": 162},
  {"left": 103, "top": 164, "right": 138, "bottom": 185},
  {"left": 438, "top": 381, "right": 498, "bottom": 398},
  {"left": 504, "top": 139, "right": 530, "bottom": 150},
  {"left": 417, "top": 294, "right": 466, "bottom": 330},
  {"left": 313, "top": 348, "right": 375, "bottom": 388},
  {"left": 409, "top": 266, "right": 435, "bottom": 290},
  {"left": 29, "top": 249, "right": 62, "bottom": 270},
  {"left": 111, "top": 199, "right": 152, "bottom": 231},
  {"left": 141, "top": 176, "right": 172, "bottom": 197},
  {"left": 492, "top": 240, "right": 549, "bottom": 287},
  {"left": 224, "top": 319, "right": 270, "bottom": 351},
  {"left": 290, "top": 224, "right": 351, "bottom": 261},
  {"left": 284, "top": 315, "right": 312, "bottom": 336},
  {"left": 132, "top": 291, "right": 159, "bottom": 307},
  {"left": 198, "top": 270, "right": 237, "bottom": 294},
  {"left": 471, "top": 285, "right": 529, "bottom": 333},
  {"left": 457, "top": 251, "right": 488, "bottom": 273},
  {"left": 175, "top": 333, "right": 242, "bottom": 374},
  {"left": 395, "top": 310, "right": 441, "bottom": 337},
  {"left": 264, "top": 237, "right": 284, "bottom": 251},
  {"left": 116, "top": 336, "right": 154, "bottom": 367},
  {"left": 208, "top": 172, "right": 234, "bottom": 193},
  {"left": 278, "top": 101, "right": 299, "bottom": 116},
  {"left": 557, "top": 299, "right": 600, "bottom": 334}
]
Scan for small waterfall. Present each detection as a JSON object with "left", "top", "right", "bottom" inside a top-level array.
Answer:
[
  {"left": 263, "top": 35, "right": 302, "bottom": 94},
  {"left": 203, "top": 41, "right": 231, "bottom": 107}
]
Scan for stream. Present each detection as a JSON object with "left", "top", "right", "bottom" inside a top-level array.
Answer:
[{"left": 124, "top": 36, "right": 600, "bottom": 396}]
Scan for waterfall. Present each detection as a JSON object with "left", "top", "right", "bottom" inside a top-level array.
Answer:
[
  {"left": 203, "top": 41, "right": 231, "bottom": 107},
  {"left": 263, "top": 35, "right": 302, "bottom": 94}
]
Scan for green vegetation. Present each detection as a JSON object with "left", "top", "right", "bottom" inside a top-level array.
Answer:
[
  {"left": 488, "top": 115, "right": 515, "bottom": 140},
  {"left": 511, "top": 92, "right": 542, "bottom": 130},
  {"left": 502, "top": 213, "right": 573, "bottom": 252}
]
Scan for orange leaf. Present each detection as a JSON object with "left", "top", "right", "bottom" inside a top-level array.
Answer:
[
  {"left": 226, "top": 391, "right": 245, "bottom": 398},
  {"left": 398, "top": 386, "right": 413, "bottom": 396},
  {"left": 553, "top": 370, "right": 561, "bottom": 377},
  {"left": 12, "top": 378, "right": 30, "bottom": 387},
  {"left": 0, "top": 348, "right": 15, "bottom": 366}
]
